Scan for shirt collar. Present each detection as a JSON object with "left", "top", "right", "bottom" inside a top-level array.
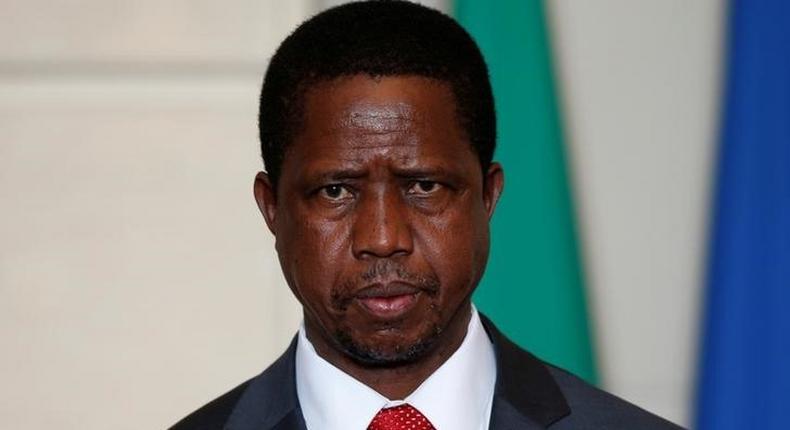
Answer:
[
  {"left": 295, "top": 325, "right": 387, "bottom": 430},
  {"left": 295, "top": 306, "right": 497, "bottom": 430}
]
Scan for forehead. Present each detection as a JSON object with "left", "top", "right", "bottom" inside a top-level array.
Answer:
[
  {"left": 305, "top": 74, "right": 451, "bottom": 112},
  {"left": 283, "top": 75, "right": 475, "bottom": 170}
]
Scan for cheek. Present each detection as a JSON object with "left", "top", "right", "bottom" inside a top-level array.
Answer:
[
  {"left": 276, "top": 212, "right": 351, "bottom": 304},
  {"left": 416, "top": 200, "right": 490, "bottom": 291}
]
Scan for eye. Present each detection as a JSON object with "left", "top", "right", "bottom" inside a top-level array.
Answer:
[
  {"left": 408, "top": 180, "right": 440, "bottom": 195},
  {"left": 318, "top": 184, "right": 352, "bottom": 200}
]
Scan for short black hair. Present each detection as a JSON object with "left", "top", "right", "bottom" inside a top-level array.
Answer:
[{"left": 259, "top": 0, "right": 496, "bottom": 188}]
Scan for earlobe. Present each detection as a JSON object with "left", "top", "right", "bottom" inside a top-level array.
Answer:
[
  {"left": 253, "top": 171, "right": 278, "bottom": 235},
  {"left": 483, "top": 162, "right": 504, "bottom": 219}
]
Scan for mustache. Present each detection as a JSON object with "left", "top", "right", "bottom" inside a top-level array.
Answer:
[{"left": 332, "top": 260, "right": 440, "bottom": 309}]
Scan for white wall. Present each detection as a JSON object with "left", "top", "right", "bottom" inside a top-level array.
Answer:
[
  {"left": 0, "top": 1, "right": 310, "bottom": 429},
  {"left": 0, "top": 0, "right": 719, "bottom": 428}
]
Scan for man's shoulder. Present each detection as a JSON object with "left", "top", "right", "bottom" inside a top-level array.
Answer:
[
  {"left": 169, "top": 379, "right": 252, "bottom": 430},
  {"left": 480, "top": 314, "right": 684, "bottom": 429},
  {"left": 169, "top": 337, "right": 299, "bottom": 430},
  {"left": 543, "top": 364, "right": 683, "bottom": 429}
]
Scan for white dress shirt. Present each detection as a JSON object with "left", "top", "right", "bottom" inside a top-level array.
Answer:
[{"left": 295, "top": 306, "right": 497, "bottom": 430}]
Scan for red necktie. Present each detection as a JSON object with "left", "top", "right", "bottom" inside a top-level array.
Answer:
[{"left": 367, "top": 404, "right": 436, "bottom": 430}]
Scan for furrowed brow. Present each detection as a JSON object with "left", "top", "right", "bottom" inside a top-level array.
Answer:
[
  {"left": 308, "top": 167, "right": 368, "bottom": 183},
  {"left": 391, "top": 166, "right": 449, "bottom": 179}
]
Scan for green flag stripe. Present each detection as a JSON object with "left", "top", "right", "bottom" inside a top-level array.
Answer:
[{"left": 455, "top": 0, "right": 597, "bottom": 383}]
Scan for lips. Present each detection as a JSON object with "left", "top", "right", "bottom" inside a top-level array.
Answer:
[{"left": 354, "top": 282, "right": 421, "bottom": 318}]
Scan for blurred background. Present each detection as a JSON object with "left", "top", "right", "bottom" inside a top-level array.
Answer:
[{"left": 4, "top": 1, "right": 785, "bottom": 429}]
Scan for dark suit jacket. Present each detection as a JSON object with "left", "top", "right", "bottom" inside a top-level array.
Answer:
[{"left": 171, "top": 316, "right": 683, "bottom": 429}]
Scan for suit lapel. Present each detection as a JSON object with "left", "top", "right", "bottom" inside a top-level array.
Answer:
[
  {"left": 224, "top": 337, "right": 307, "bottom": 430},
  {"left": 269, "top": 409, "right": 307, "bottom": 430},
  {"left": 489, "top": 398, "right": 546, "bottom": 430},
  {"left": 480, "top": 314, "right": 571, "bottom": 429}
]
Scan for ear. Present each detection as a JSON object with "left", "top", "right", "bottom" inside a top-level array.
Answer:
[
  {"left": 483, "top": 162, "right": 504, "bottom": 219},
  {"left": 253, "top": 171, "right": 278, "bottom": 235}
]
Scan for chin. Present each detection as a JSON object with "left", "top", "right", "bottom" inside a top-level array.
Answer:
[{"left": 333, "top": 324, "right": 441, "bottom": 367}]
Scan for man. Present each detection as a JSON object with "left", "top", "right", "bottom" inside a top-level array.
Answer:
[{"left": 172, "top": 1, "right": 682, "bottom": 429}]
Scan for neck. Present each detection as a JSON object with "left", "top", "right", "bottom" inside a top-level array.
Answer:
[{"left": 306, "top": 301, "right": 472, "bottom": 400}]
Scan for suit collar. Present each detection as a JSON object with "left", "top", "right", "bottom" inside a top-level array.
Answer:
[
  {"left": 224, "top": 337, "right": 305, "bottom": 430},
  {"left": 480, "top": 314, "right": 571, "bottom": 428},
  {"left": 225, "top": 314, "right": 570, "bottom": 429}
]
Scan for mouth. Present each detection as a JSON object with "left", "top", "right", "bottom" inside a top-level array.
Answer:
[{"left": 354, "top": 282, "right": 421, "bottom": 318}]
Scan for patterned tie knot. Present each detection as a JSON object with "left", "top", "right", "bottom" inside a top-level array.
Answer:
[{"left": 367, "top": 403, "right": 436, "bottom": 430}]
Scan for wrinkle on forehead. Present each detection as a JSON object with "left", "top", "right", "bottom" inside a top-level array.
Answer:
[{"left": 336, "top": 102, "right": 417, "bottom": 135}]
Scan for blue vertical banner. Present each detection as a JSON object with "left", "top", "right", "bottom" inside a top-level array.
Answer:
[{"left": 696, "top": 1, "right": 790, "bottom": 429}]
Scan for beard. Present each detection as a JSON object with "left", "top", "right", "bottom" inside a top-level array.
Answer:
[{"left": 332, "top": 322, "right": 442, "bottom": 367}]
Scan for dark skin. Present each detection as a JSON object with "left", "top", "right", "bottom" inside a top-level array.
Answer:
[{"left": 254, "top": 75, "right": 504, "bottom": 399}]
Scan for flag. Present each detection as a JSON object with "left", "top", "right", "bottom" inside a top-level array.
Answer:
[
  {"left": 696, "top": 1, "right": 790, "bottom": 428},
  {"left": 455, "top": 0, "right": 597, "bottom": 383}
]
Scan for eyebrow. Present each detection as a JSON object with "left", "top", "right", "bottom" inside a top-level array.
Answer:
[
  {"left": 308, "top": 168, "right": 368, "bottom": 183},
  {"left": 390, "top": 166, "right": 450, "bottom": 178}
]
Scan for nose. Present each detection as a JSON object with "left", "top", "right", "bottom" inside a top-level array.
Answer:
[{"left": 352, "top": 187, "right": 414, "bottom": 259}]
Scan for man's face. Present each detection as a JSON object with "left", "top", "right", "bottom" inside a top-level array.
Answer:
[{"left": 256, "top": 75, "right": 502, "bottom": 365}]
